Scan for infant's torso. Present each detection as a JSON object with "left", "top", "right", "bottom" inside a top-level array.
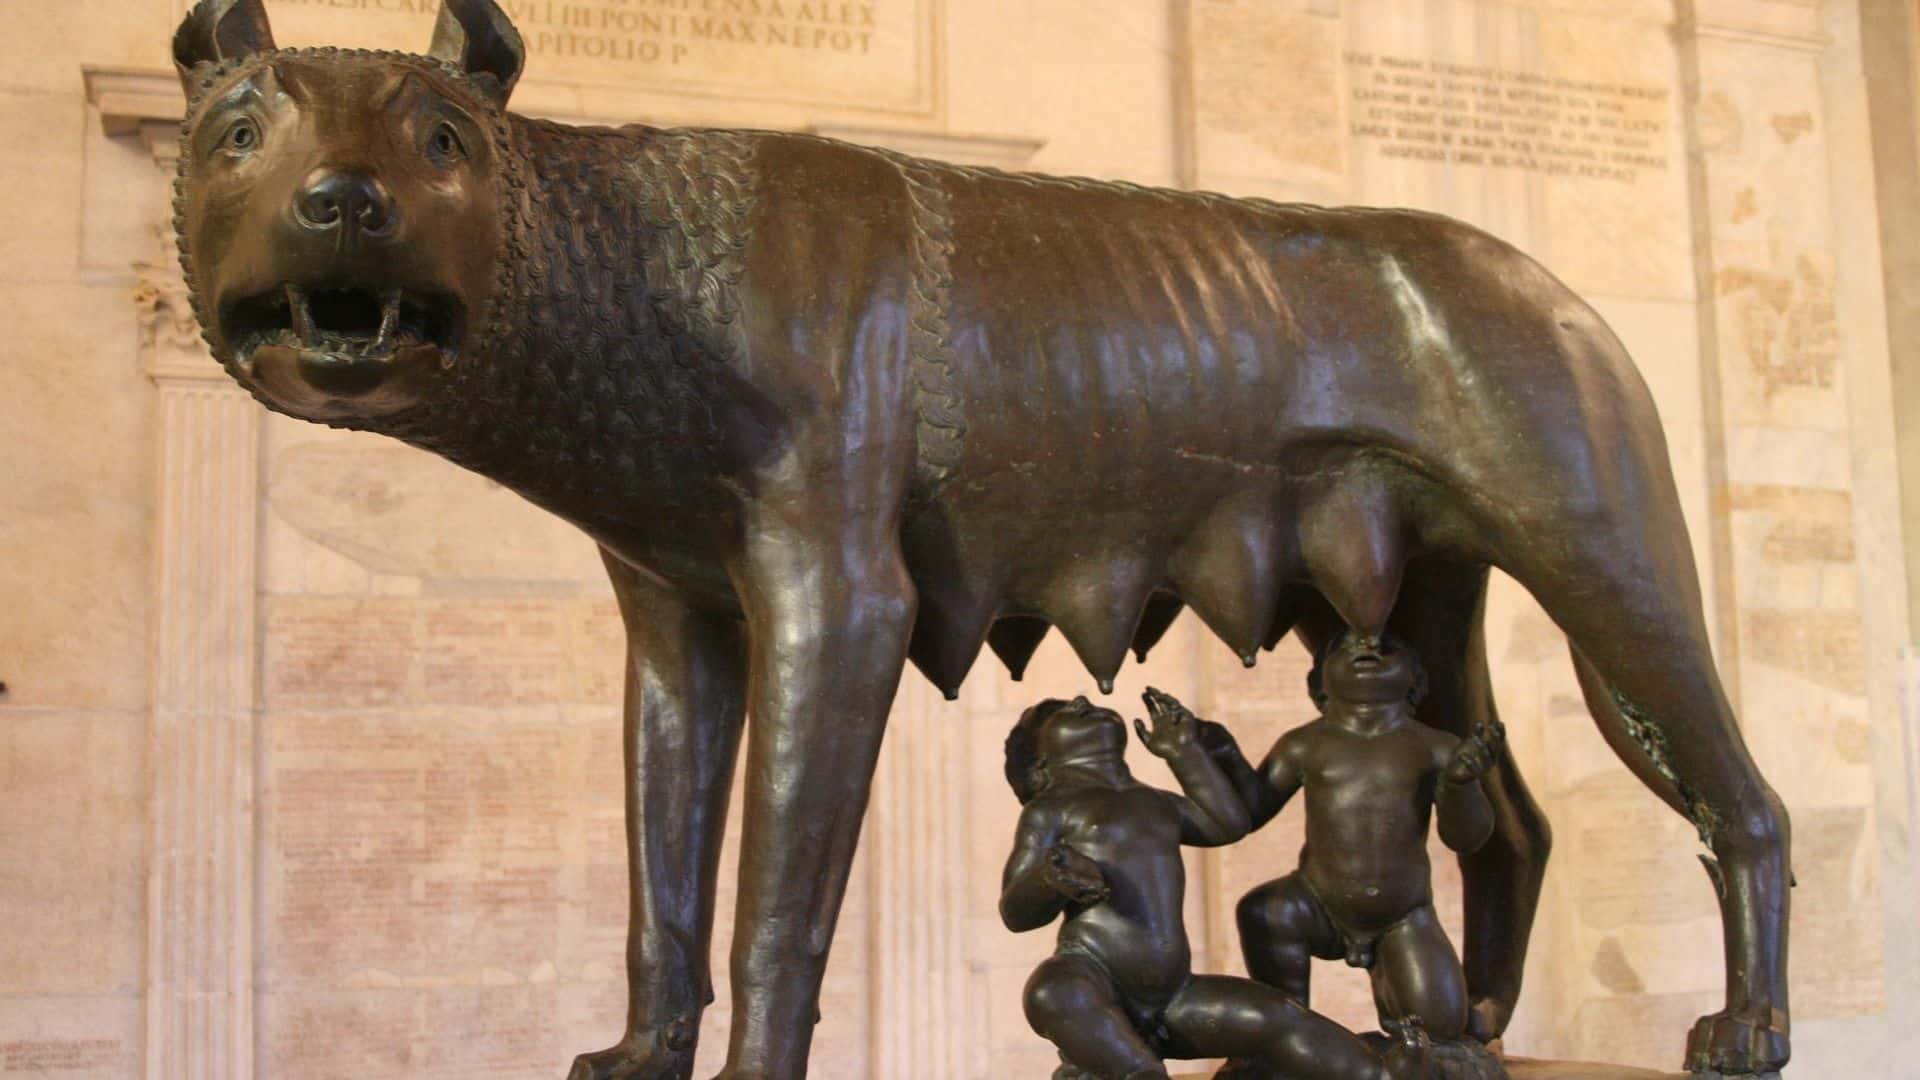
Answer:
[
  {"left": 1051, "top": 784, "right": 1193, "bottom": 1000},
  {"left": 1298, "top": 724, "right": 1444, "bottom": 931}
]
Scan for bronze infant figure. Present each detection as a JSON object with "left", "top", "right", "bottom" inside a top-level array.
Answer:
[
  {"left": 999, "top": 690, "right": 1433, "bottom": 1080},
  {"left": 1214, "top": 634, "right": 1510, "bottom": 1080},
  {"left": 168, "top": 0, "right": 1792, "bottom": 1076}
]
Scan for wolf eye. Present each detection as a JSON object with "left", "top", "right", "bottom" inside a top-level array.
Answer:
[
  {"left": 223, "top": 118, "right": 260, "bottom": 154},
  {"left": 426, "top": 122, "right": 467, "bottom": 164}
]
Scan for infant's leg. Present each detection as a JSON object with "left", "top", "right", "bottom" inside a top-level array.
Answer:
[
  {"left": 1370, "top": 906, "right": 1469, "bottom": 1041},
  {"left": 1161, "top": 976, "right": 1421, "bottom": 1080},
  {"left": 1236, "top": 872, "right": 1342, "bottom": 1003},
  {"left": 1024, "top": 954, "right": 1168, "bottom": 1079}
]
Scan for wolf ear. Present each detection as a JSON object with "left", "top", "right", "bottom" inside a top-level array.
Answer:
[
  {"left": 429, "top": 0, "right": 526, "bottom": 105},
  {"left": 172, "top": 0, "right": 277, "bottom": 91}
]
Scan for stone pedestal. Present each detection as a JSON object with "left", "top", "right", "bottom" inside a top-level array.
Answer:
[{"left": 1174, "top": 1061, "right": 1687, "bottom": 1079}]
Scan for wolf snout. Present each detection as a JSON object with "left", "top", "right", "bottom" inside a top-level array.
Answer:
[{"left": 295, "top": 167, "right": 397, "bottom": 238}]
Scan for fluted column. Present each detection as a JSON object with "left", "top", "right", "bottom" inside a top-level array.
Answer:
[
  {"left": 867, "top": 671, "right": 976, "bottom": 1078},
  {"left": 135, "top": 131, "right": 260, "bottom": 1080}
]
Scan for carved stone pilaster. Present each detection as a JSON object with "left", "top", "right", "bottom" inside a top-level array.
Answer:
[
  {"left": 867, "top": 672, "right": 977, "bottom": 1078},
  {"left": 92, "top": 65, "right": 261, "bottom": 1080},
  {"left": 133, "top": 171, "right": 261, "bottom": 1080}
]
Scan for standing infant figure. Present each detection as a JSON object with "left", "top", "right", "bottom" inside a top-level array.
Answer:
[
  {"left": 1218, "top": 632, "right": 1509, "bottom": 1078},
  {"left": 1000, "top": 691, "right": 1432, "bottom": 1080}
]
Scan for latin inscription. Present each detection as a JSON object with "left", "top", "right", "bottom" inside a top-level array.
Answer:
[
  {"left": 1347, "top": 52, "right": 1671, "bottom": 184},
  {"left": 259, "top": 0, "right": 929, "bottom": 112},
  {"left": 1, "top": 1040, "right": 124, "bottom": 1073},
  {"left": 275, "top": 0, "right": 879, "bottom": 64},
  {"left": 266, "top": 708, "right": 617, "bottom": 982}
]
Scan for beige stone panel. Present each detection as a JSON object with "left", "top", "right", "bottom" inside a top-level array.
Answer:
[
  {"left": 1738, "top": 659, "right": 1873, "bottom": 811},
  {"left": 1188, "top": 1, "right": 1347, "bottom": 196},
  {"left": 1787, "top": 805, "right": 1886, "bottom": 1021},
  {"left": 261, "top": 593, "right": 624, "bottom": 709},
  {"left": 1531, "top": 15, "right": 1693, "bottom": 302},
  {"left": 1711, "top": 251, "right": 1847, "bottom": 431},
  {"left": 1728, "top": 485, "right": 1855, "bottom": 564},
  {"left": 0, "top": 993, "right": 142, "bottom": 1079},
  {"left": 267, "top": 437, "right": 608, "bottom": 586},
  {"left": 262, "top": 595, "right": 421, "bottom": 709},
  {"left": 1741, "top": 610, "right": 1866, "bottom": 697},
  {"left": 1556, "top": 771, "right": 1718, "bottom": 933},
  {"left": 420, "top": 597, "right": 581, "bottom": 706},
  {"left": 1720, "top": 424, "right": 1854, "bottom": 491},
  {"left": 1563, "top": 989, "right": 1719, "bottom": 1072},
  {"left": 1723, "top": 516, "right": 1861, "bottom": 616},
  {"left": 947, "top": 0, "right": 1177, "bottom": 187},
  {"left": 260, "top": 707, "right": 602, "bottom": 988},
  {"left": 0, "top": 2, "right": 173, "bottom": 94},
  {"left": 1566, "top": 908, "right": 1722, "bottom": 1001},
  {"left": 1694, "top": 42, "right": 1848, "bottom": 431},
  {"left": 1460, "top": 0, "right": 1673, "bottom": 20},
  {"left": 0, "top": 280, "right": 151, "bottom": 711},
  {"left": 78, "top": 113, "right": 173, "bottom": 279},
  {"left": 0, "top": 91, "right": 85, "bottom": 284},
  {"left": 257, "top": 983, "right": 591, "bottom": 1079},
  {"left": 259, "top": 502, "right": 379, "bottom": 597},
  {"left": 0, "top": 712, "right": 144, "bottom": 996}
]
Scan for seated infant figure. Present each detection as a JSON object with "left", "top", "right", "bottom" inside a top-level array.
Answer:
[
  {"left": 1222, "top": 632, "right": 1505, "bottom": 1052},
  {"left": 1000, "top": 690, "right": 1431, "bottom": 1080}
]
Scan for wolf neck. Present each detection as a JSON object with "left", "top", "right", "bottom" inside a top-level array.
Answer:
[{"left": 404, "top": 117, "right": 763, "bottom": 531}]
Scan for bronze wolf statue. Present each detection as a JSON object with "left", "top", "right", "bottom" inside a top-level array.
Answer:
[{"left": 169, "top": 1, "right": 1791, "bottom": 1076}]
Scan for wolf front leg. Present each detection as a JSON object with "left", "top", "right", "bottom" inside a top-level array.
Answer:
[
  {"left": 717, "top": 520, "right": 916, "bottom": 1080},
  {"left": 571, "top": 551, "right": 749, "bottom": 1080}
]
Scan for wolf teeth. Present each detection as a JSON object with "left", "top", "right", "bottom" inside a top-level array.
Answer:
[
  {"left": 288, "top": 285, "right": 317, "bottom": 343},
  {"left": 375, "top": 289, "right": 402, "bottom": 350}
]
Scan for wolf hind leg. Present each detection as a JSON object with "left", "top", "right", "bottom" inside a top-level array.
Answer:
[{"left": 1505, "top": 524, "right": 1790, "bottom": 1075}]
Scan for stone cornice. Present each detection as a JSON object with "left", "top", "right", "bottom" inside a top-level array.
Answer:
[
  {"left": 83, "top": 65, "right": 1045, "bottom": 170},
  {"left": 1682, "top": 0, "right": 1832, "bottom": 54}
]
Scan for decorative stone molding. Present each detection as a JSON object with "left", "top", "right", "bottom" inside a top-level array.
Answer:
[
  {"left": 134, "top": 233, "right": 223, "bottom": 385},
  {"left": 144, "top": 382, "right": 259, "bottom": 1080},
  {"left": 809, "top": 125, "right": 1045, "bottom": 170},
  {"left": 1681, "top": 0, "right": 1832, "bottom": 53},
  {"left": 91, "top": 63, "right": 261, "bottom": 1080},
  {"left": 82, "top": 67, "right": 1047, "bottom": 172}
]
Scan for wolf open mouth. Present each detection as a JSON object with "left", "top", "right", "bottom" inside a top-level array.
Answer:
[{"left": 224, "top": 285, "right": 464, "bottom": 362}]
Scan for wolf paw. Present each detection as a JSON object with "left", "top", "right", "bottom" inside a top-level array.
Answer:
[
  {"left": 1685, "top": 1007, "right": 1789, "bottom": 1077},
  {"left": 567, "top": 1022, "right": 697, "bottom": 1080}
]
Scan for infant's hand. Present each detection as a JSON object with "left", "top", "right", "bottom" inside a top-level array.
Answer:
[
  {"left": 1444, "top": 721, "right": 1506, "bottom": 784},
  {"left": 1043, "top": 844, "right": 1109, "bottom": 905},
  {"left": 1135, "top": 687, "right": 1199, "bottom": 760}
]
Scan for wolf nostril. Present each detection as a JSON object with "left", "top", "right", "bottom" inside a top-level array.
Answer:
[{"left": 295, "top": 168, "right": 395, "bottom": 235}]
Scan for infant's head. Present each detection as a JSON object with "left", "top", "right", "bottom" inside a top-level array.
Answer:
[
  {"left": 1003, "top": 696, "right": 1128, "bottom": 802},
  {"left": 1307, "top": 631, "right": 1428, "bottom": 711}
]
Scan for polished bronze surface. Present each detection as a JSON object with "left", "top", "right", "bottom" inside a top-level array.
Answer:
[{"left": 170, "top": 2, "right": 1793, "bottom": 1076}]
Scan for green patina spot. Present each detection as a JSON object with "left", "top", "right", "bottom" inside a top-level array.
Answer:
[{"left": 1613, "top": 689, "right": 1719, "bottom": 848}]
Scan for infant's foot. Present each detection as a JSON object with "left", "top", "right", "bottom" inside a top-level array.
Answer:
[
  {"left": 1427, "top": 1037, "right": 1509, "bottom": 1080},
  {"left": 1381, "top": 1015, "right": 1432, "bottom": 1080}
]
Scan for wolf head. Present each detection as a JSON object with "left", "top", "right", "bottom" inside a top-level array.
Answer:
[{"left": 170, "top": 0, "right": 526, "bottom": 427}]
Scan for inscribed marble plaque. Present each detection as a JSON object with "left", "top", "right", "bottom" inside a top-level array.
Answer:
[
  {"left": 209, "top": 0, "right": 935, "bottom": 115},
  {"left": 263, "top": 706, "right": 615, "bottom": 986}
]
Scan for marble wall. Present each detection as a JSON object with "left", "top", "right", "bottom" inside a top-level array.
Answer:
[{"left": 1, "top": 0, "right": 1916, "bottom": 1077}]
